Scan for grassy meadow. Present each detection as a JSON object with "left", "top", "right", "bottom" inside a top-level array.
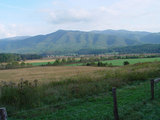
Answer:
[
  {"left": 102, "top": 57, "right": 160, "bottom": 66},
  {"left": 0, "top": 66, "right": 105, "bottom": 83},
  {"left": 27, "top": 57, "right": 160, "bottom": 66},
  {"left": 24, "top": 59, "right": 55, "bottom": 66},
  {"left": 65, "top": 57, "right": 160, "bottom": 66},
  {"left": 0, "top": 61, "right": 160, "bottom": 119}
]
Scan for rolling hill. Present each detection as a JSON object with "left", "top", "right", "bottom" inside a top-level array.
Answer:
[
  {"left": 0, "top": 30, "right": 160, "bottom": 54},
  {"left": 0, "top": 36, "right": 30, "bottom": 41}
]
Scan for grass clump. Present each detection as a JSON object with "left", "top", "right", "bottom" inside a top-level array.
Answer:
[{"left": 0, "top": 79, "right": 40, "bottom": 109}]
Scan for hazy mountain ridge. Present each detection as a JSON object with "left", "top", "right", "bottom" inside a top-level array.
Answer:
[
  {"left": 0, "top": 36, "right": 31, "bottom": 41},
  {"left": 0, "top": 30, "right": 159, "bottom": 54}
]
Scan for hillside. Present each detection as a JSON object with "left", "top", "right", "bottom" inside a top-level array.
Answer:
[
  {"left": 140, "top": 33, "right": 160, "bottom": 44},
  {"left": 108, "top": 44, "right": 160, "bottom": 54},
  {"left": 0, "top": 36, "right": 30, "bottom": 41},
  {"left": 0, "top": 29, "right": 160, "bottom": 54}
]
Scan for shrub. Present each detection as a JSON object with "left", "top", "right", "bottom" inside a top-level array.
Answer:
[
  {"left": 124, "top": 61, "right": 130, "bottom": 65},
  {"left": 86, "top": 63, "right": 91, "bottom": 66}
]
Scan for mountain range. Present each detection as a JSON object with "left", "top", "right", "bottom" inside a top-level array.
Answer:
[{"left": 0, "top": 29, "right": 160, "bottom": 54}]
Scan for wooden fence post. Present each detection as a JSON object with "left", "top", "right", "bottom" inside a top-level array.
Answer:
[
  {"left": 112, "top": 88, "right": 119, "bottom": 120},
  {"left": 151, "top": 79, "right": 154, "bottom": 100},
  {"left": 0, "top": 107, "right": 7, "bottom": 120}
]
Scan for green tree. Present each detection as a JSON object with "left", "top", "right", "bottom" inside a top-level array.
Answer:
[
  {"left": 53, "top": 59, "right": 61, "bottom": 65},
  {"left": 62, "top": 58, "right": 67, "bottom": 63},
  {"left": 97, "top": 61, "right": 103, "bottom": 66},
  {"left": 67, "top": 58, "right": 72, "bottom": 63},
  {"left": 71, "top": 58, "right": 76, "bottom": 62},
  {"left": 20, "top": 62, "right": 26, "bottom": 67},
  {"left": 123, "top": 61, "right": 130, "bottom": 65}
]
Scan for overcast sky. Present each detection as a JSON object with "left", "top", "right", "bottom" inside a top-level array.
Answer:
[{"left": 0, "top": 0, "right": 160, "bottom": 38}]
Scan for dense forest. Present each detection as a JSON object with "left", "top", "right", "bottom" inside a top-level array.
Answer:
[
  {"left": 1, "top": 44, "right": 160, "bottom": 62},
  {"left": 109, "top": 44, "right": 160, "bottom": 54},
  {"left": 76, "top": 44, "right": 160, "bottom": 55}
]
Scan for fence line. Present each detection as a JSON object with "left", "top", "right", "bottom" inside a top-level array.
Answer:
[
  {"left": 150, "top": 78, "right": 160, "bottom": 100},
  {"left": 0, "top": 107, "right": 7, "bottom": 120},
  {"left": 112, "top": 88, "right": 119, "bottom": 120},
  {"left": 112, "top": 78, "right": 160, "bottom": 120}
]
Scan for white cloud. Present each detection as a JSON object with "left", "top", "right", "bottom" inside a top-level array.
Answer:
[
  {"left": 0, "top": 23, "right": 45, "bottom": 39},
  {"left": 0, "top": 23, "right": 30, "bottom": 38},
  {"left": 45, "top": 9, "right": 92, "bottom": 24},
  {"left": 0, "top": 24, "right": 16, "bottom": 38},
  {"left": 101, "top": 0, "right": 157, "bottom": 17},
  {"left": 41, "top": 0, "right": 160, "bottom": 32},
  {"left": 1, "top": 0, "right": 160, "bottom": 39}
]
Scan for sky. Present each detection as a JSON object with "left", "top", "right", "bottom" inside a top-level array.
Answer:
[{"left": 0, "top": 0, "right": 160, "bottom": 38}]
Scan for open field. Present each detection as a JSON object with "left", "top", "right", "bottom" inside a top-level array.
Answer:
[
  {"left": 28, "top": 57, "right": 160, "bottom": 66},
  {"left": 66, "top": 57, "right": 160, "bottom": 66},
  {"left": 24, "top": 59, "right": 55, "bottom": 66},
  {"left": 0, "top": 66, "right": 106, "bottom": 83},
  {"left": 1, "top": 61, "right": 160, "bottom": 120},
  {"left": 4, "top": 61, "right": 160, "bottom": 119},
  {"left": 103, "top": 57, "right": 160, "bottom": 66},
  {"left": 24, "top": 59, "right": 55, "bottom": 63},
  {"left": 65, "top": 63, "right": 84, "bottom": 66}
]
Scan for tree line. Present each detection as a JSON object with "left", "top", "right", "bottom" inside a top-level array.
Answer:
[
  {"left": 76, "top": 44, "right": 160, "bottom": 55},
  {"left": 43, "top": 56, "right": 132, "bottom": 67},
  {"left": 0, "top": 53, "right": 42, "bottom": 63},
  {"left": 0, "top": 61, "right": 32, "bottom": 70}
]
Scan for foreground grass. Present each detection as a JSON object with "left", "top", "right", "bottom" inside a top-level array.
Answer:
[
  {"left": 8, "top": 81, "right": 160, "bottom": 120},
  {"left": 1, "top": 61, "right": 160, "bottom": 119}
]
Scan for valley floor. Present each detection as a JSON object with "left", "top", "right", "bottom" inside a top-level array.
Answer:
[{"left": 1, "top": 61, "right": 160, "bottom": 120}]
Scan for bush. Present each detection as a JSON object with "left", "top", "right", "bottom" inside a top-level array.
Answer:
[{"left": 124, "top": 61, "right": 130, "bottom": 65}]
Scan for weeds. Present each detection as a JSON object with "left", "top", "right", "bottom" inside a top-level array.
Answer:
[{"left": 0, "top": 79, "right": 40, "bottom": 109}]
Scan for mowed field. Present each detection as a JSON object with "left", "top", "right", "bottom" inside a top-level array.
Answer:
[
  {"left": 102, "top": 57, "right": 160, "bottom": 66},
  {"left": 25, "top": 59, "right": 55, "bottom": 66},
  {"left": 66, "top": 57, "right": 160, "bottom": 66},
  {"left": 0, "top": 66, "right": 106, "bottom": 83},
  {"left": 27, "top": 57, "right": 160, "bottom": 66}
]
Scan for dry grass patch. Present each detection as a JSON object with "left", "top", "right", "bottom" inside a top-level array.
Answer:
[
  {"left": 24, "top": 59, "right": 55, "bottom": 63},
  {"left": 0, "top": 66, "right": 106, "bottom": 83}
]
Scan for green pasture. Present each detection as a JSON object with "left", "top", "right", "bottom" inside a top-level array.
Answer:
[
  {"left": 31, "top": 61, "right": 54, "bottom": 66},
  {"left": 30, "top": 57, "right": 160, "bottom": 66},
  {"left": 103, "top": 57, "right": 160, "bottom": 66},
  {"left": 66, "top": 57, "right": 160, "bottom": 66}
]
